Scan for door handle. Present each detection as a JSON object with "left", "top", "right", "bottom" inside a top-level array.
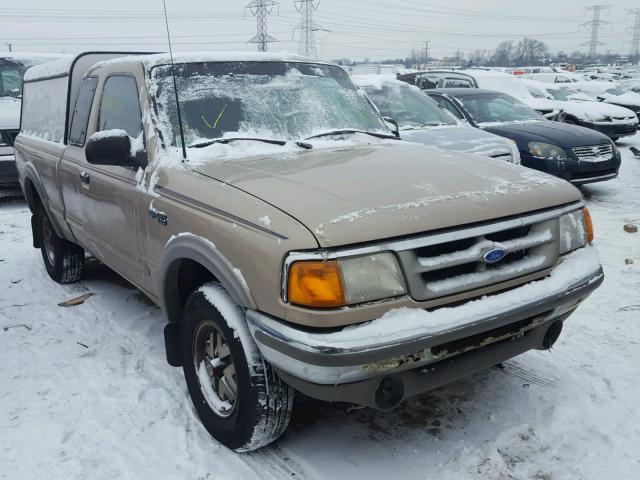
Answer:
[{"left": 79, "top": 171, "right": 90, "bottom": 185}]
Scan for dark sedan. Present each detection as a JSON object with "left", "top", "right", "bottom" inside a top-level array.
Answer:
[{"left": 427, "top": 89, "right": 622, "bottom": 185}]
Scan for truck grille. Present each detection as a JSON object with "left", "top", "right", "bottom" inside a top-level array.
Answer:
[
  {"left": 395, "top": 217, "right": 560, "bottom": 301},
  {"left": 572, "top": 144, "right": 613, "bottom": 162}
]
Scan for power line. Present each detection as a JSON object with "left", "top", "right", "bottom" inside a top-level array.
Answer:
[
  {"left": 581, "top": 5, "right": 610, "bottom": 58},
  {"left": 245, "top": 0, "right": 279, "bottom": 52}
]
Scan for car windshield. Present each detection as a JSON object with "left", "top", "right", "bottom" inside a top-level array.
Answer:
[
  {"left": 0, "top": 60, "right": 27, "bottom": 98},
  {"left": 151, "top": 61, "right": 389, "bottom": 147},
  {"left": 546, "top": 87, "right": 589, "bottom": 101},
  {"left": 456, "top": 93, "right": 543, "bottom": 124},
  {"left": 605, "top": 86, "right": 627, "bottom": 96},
  {"left": 362, "top": 83, "right": 457, "bottom": 128}
]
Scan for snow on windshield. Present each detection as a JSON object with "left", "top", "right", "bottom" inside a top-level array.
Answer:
[
  {"left": 150, "top": 61, "right": 388, "bottom": 148},
  {"left": 458, "top": 93, "right": 542, "bottom": 125}
]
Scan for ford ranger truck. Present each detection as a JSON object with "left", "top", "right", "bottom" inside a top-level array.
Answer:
[{"left": 14, "top": 52, "right": 604, "bottom": 452}]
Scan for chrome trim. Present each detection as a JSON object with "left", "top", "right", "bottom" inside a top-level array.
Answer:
[
  {"left": 571, "top": 172, "right": 618, "bottom": 184},
  {"left": 281, "top": 201, "right": 584, "bottom": 302}
]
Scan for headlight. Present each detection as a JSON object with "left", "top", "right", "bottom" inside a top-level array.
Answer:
[
  {"left": 287, "top": 252, "right": 407, "bottom": 308},
  {"left": 559, "top": 208, "right": 594, "bottom": 254},
  {"left": 528, "top": 142, "right": 568, "bottom": 160}
]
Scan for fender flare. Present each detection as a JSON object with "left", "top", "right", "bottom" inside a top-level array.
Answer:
[
  {"left": 160, "top": 233, "right": 257, "bottom": 323},
  {"left": 22, "top": 167, "right": 66, "bottom": 239}
]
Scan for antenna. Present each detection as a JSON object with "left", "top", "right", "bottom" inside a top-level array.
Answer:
[{"left": 162, "top": 0, "right": 187, "bottom": 160}]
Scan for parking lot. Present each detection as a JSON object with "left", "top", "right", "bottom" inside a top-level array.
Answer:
[{"left": 1, "top": 132, "right": 638, "bottom": 479}]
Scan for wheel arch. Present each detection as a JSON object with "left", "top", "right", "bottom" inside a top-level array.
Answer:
[{"left": 160, "top": 234, "right": 257, "bottom": 324}]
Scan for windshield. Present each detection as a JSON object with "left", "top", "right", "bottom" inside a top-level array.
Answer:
[
  {"left": 456, "top": 93, "right": 543, "bottom": 124},
  {"left": 605, "top": 86, "right": 627, "bottom": 96},
  {"left": 151, "top": 61, "right": 389, "bottom": 146},
  {"left": 0, "top": 60, "right": 27, "bottom": 98},
  {"left": 362, "top": 83, "right": 457, "bottom": 128},
  {"left": 546, "top": 87, "right": 589, "bottom": 101}
]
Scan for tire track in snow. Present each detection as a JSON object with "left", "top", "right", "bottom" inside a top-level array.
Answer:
[
  {"left": 243, "top": 445, "right": 310, "bottom": 479},
  {"left": 499, "top": 361, "right": 556, "bottom": 389}
]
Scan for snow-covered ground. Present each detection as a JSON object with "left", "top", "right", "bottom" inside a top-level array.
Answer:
[{"left": 1, "top": 134, "right": 639, "bottom": 479}]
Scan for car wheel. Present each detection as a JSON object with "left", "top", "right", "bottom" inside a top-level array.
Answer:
[
  {"left": 180, "top": 283, "right": 294, "bottom": 452},
  {"left": 37, "top": 207, "right": 85, "bottom": 283}
]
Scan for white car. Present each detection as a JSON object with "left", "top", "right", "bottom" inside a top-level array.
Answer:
[
  {"left": 522, "top": 79, "right": 639, "bottom": 140},
  {"left": 572, "top": 82, "right": 640, "bottom": 121},
  {"left": 397, "top": 69, "right": 564, "bottom": 121},
  {"left": 352, "top": 74, "right": 521, "bottom": 163}
]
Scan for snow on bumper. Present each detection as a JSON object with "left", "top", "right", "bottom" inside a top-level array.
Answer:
[{"left": 247, "top": 247, "right": 603, "bottom": 385}]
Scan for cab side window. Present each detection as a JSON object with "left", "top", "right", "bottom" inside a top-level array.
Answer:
[
  {"left": 443, "top": 78, "right": 473, "bottom": 88},
  {"left": 98, "top": 75, "right": 142, "bottom": 138},
  {"left": 69, "top": 76, "right": 98, "bottom": 146}
]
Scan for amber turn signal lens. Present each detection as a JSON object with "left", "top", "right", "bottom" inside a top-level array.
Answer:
[
  {"left": 287, "top": 260, "right": 346, "bottom": 308},
  {"left": 583, "top": 207, "right": 594, "bottom": 244}
]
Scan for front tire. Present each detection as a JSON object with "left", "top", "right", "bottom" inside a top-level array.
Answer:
[
  {"left": 180, "top": 283, "right": 294, "bottom": 451},
  {"left": 37, "top": 207, "right": 84, "bottom": 284}
]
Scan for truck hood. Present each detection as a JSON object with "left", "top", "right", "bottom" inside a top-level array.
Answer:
[
  {"left": 190, "top": 142, "right": 581, "bottom": 248},
  {"left": 400, "top": 125, "right": 514, "bottom": 159},
  {"left": 482, "top": 120, "right": 611, "bottom": 149},
  {"left": 0, "top": 97, "right": 21, "bottom": 130}
]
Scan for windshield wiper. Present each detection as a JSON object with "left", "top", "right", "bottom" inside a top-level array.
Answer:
[
  {"left": 189, "top": 137, "right": 287, "bottom": 149},
  {"left": 188, "top": 137, "right": 313, "bottom": 150},
  {"left": 305, "top": 129, "right": 397, "bottom": 141}
]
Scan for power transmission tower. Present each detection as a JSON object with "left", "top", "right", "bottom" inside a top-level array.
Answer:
[
  {"left": 245, "top": 0, "right": 279, "bottom": 52},
  {"left": 629, "top": 9, "right": 640, "bottom": 65},
  {"left": 581, "top": 5, "right": 610, "bottom": 59},
  {"left": 294, "top": 0, "right": 321, "bottom": 58}
]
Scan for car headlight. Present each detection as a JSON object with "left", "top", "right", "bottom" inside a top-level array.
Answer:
[
  {"left": 528, "top": 142, "right": 568, "bottom": 160},
  {"left": 559, "top": 208, "right": 594, "bottom": 254},
  {"left": 286, "top": 252, "right": 407, "bottom": 308}
]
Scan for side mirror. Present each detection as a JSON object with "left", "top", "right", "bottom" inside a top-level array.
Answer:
[
  {"left": 382, "top": 117, "right": 400, "bottom": 138},
  {"left": 86, "top": 130, "right": 146, "bottom": 168}
]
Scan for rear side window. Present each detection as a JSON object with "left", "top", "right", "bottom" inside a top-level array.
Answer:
[
  {"left": 21, "top": 76, "right": 68, "bottom": 143},
  {"left": 443, "top": 78, "right": 473, "bottom": 88},
  {"left": 69, "top": 76, "right": 98, "bottom": 146},
  {"left": 98, "top": 75, "right": 142, "bottom": 138}
]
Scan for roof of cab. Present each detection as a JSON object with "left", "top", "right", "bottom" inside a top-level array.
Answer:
[{"left": 426, "top": 88, "right": 504, "bottom": 96}]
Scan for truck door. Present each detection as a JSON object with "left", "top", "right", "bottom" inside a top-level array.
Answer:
[{"left": 79, "top": 72, "right": 148, "bottom": 287}]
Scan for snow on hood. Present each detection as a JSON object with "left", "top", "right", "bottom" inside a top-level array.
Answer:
[
  {"left": 519, "top": 97, "right": 562, "bottom": 113},
  {"left": 0, "top": 97, "right": 21, "bottom": 130},
  {"left": 188, "top": 141, "right": 580, "bottom": 248},
  {"left": 560, "top": 100, "right": 638, "bottom": 121}
]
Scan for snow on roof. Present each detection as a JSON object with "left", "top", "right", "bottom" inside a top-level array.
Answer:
[
  {"left": 23, "top": 56, "right": 76, "bottom": 81},
  {"left": 92, "top": 51, "right": 329, "bottom": 71},
  {"left": 1, "top": 52, "right": 71, "bottom": 66},
  {"left": 351, "top": 74, "right": 404, "bottom": 89}
]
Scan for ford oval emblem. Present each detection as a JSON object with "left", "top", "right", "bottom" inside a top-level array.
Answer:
[{"left": 483, "top": 248, "right": 507, "bottom": 264}]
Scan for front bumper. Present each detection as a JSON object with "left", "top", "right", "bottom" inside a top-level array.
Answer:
[
  {"left": 520, "top": 150, "right": 621, "bottom": 185},
  {"left": 248, "top": 247, "right": 603, "bottom": 408},
  {"left": 578, "top": 120, "right": 639, "bottom": 139}
]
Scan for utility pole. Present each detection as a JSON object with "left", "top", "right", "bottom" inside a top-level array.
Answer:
[
  {"left": 245, "top": 0, "right": 279, "bottom": 52},
  {"left": 629, "top": 9, "right": 640, "bottom": 65},
  {"left": 425, "top": 41, "right": 429, "bottom": 69},
  {"left": 294, "top": 0, "right": 321, "bottom": 58},
  {"left": 5, "top": 42, "right": 12, "bottom": 52},
  {"left": 581, "top": 5, "right": 610, "bottom": 60}
]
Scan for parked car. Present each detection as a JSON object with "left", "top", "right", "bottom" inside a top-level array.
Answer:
[
  {"left": 352, "top": 74, "right": 520, "bottom": 163},
  {"left": 522, "top": 79, "right": 639, "bottom": 140},
  {"left": 397, "top": 69, "right": 564, "bottom": 120},
  {"left": 572, "top": 82, "right": 640, "bottom": 120},
  {"left": 16, "top": 52, "right": 603, "bottom": 452},
  {"left": 426, "top": 88, "right": 621, "bottom": 185},
  {"left": 0, "top": 53, "right": 69, "bottom": 190}
]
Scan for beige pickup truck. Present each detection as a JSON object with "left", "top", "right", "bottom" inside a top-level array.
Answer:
[{"left": 15, "top": 52, "right": 603, "bottom": 451}]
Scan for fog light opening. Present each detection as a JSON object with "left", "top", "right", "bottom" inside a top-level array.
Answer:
[
  {"left": 374, "top": 375, "right": 405, "bottom": 410},
  {"left": 543, "top": 321, "right": 563, "bottom": 350}
]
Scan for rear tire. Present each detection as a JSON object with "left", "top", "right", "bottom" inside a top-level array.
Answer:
[
  {"left": 37, "top": 207, "right": 84, "bottom": 284},
  {"left": 180, "top": 283, "right": 294, "bottom": 452}
]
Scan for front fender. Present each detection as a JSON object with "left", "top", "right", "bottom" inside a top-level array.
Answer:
[{"left": 160, "top": 233, "right": 258, "bottom": 323}]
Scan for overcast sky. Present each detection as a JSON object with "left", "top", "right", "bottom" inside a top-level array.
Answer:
[{"left": 2, "top": 0, "right": 638, "bottom": 60}]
